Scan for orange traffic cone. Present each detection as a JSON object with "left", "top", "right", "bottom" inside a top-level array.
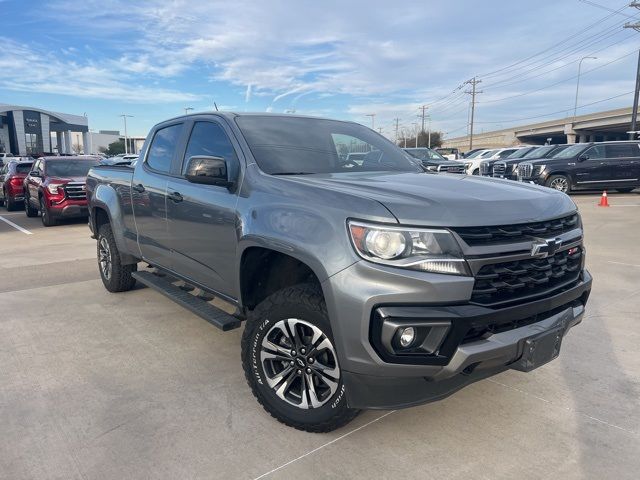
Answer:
[{"left": 598, "top": 190, "right": 610, "bottom": 207}]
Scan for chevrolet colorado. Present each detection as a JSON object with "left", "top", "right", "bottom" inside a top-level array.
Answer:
[{"left": 86, "top": 113, "right": 592, "bottom": 432}]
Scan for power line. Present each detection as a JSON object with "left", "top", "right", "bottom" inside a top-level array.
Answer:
[
  {"left": 480, "top": 48, "right": 638, "bottom": 104},
  {"left": 478, "top": 3, "right": 629, "bottom": 79}
]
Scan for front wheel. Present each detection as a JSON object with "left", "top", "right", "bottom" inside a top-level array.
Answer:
[
  {"left": 97, "top": 223, "right": 137, "bottom": 292},
  {"left": 40, "top": 197, "right": 57, "bottom": 226},
  {"left": 546, "top": 174, "right": 571, "bottom": 193},
  {"left": 6, "top": 194, "right": 17, "bottom": 211},
  {"left": 241, "top": 284, "right": 359, "bottom": 432}
]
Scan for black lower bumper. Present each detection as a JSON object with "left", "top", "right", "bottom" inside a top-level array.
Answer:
[
  {"left": 52, "top": 205, "right": 89, "bottom": 219},
  {"left": 344, "top": 271, "right": 591, "bottom": 410}
]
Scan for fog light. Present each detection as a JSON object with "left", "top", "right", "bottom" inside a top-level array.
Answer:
[{"left": 399, "top": 327, "right": 416, "bottom": 347}]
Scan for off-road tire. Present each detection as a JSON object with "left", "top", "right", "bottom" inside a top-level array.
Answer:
[
  {"left": 97, "top": 223, "right": 137, "bottom": 292},
  {"left": 24, "top": 194, "right": 38, "bottom": 217},
  {"left": 241, "top": 283, "right": 359, "bottom": 432}
]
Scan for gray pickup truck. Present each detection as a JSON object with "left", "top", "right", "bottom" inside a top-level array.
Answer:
[{"left": 86, "top": 112, "right": 592, "bottom": 432}]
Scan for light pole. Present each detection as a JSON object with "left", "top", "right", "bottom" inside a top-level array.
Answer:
[
  {"left": 119, "top": 114, "right": 133, "bottom": 154},
  {"left": 412, "top": 123, "right": 419, "bottom": 148},
  {"left": 573, "top": 56, "right": 597, "bottom": 121},
  {"left": 365, "top": 113, "right": 376, "bottom": 129},
  {"left": 184, "top": 107, "right": 194, "bottom": 115}
]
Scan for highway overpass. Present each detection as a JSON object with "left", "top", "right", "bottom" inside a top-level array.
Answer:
[{"left": 443, "top": 107, "right": 637, "bottom": 151}]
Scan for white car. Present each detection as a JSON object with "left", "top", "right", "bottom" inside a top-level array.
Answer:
[
  {"left": 0, "top": 153, "right": 16, "bottom": 165},
  {"left": 464, "top": 147, "right": 526, "bottom": 175}
]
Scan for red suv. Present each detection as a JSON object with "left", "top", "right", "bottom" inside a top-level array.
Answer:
[
  {"left": 23, "top": 156, "right": 101, "bottom": 226},
  {"left": 0, "top": 159, "right": 33, "bottom": 210}
]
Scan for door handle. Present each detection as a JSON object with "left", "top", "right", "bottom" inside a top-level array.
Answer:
[
  {"left": 132, "top": 183, "right": 145, "bottom": 193},
  {"left": 168, "top": 191, "right": 183, "bottom": 203}
]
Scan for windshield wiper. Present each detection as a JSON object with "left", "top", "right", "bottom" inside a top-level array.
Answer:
[{"left": 271, "top": 172, "right": 315, "bottom": 175}]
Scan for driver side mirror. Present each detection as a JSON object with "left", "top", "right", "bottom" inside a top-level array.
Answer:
[
  {"left": 577, "top": 154, "right": 589, "bottom": 162},
  {"left": 184, "top": 155, "right": 233, "bottom": 187}
]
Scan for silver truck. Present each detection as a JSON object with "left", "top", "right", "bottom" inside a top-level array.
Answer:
[{"left": 86, "top": 112, "right": 592, "bottom": 432}]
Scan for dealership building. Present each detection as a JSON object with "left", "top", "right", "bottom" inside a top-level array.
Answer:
[{"left": 0, "top": 103, "right": 90, "bottom": 156}]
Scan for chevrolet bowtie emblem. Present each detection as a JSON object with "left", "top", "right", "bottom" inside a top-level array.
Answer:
[{"left": 531, "top": 238, "right": 562, "bottom": 258}]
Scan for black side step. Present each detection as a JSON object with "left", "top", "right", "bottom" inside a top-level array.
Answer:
[{"left": 132, "top": 271, "right": 242, "bottom": 331}]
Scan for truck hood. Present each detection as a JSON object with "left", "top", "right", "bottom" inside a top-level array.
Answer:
[{"left": 283, "top": 171, "right": 576, "bottom": 227}]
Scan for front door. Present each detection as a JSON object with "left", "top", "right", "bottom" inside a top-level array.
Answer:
[
  {"left": 166, "top": 119, "right": 241, "bottom": 298},
  {"left": 572, "top": 144, "right": 606, "bottom": 187},
  {"left": 132, "top": 122, "right": 184, "bottom": 270}
]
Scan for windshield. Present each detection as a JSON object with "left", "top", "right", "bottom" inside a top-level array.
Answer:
[
  {"left": 523, "top": 145, "right": 551, "bottom": 158},
  {"left": 478, "top": 149, "right": 498, "bottom": 158},
  {"left": 236, "top": 116, "right": 421, "bottom": 174},
  {"left": 551, "top": 144, "right": 585, "bottom": 159},
  {"left": 46, "top": 159, "right": 100, "bottom": 177},
  {"left": 404, "top": 148, "right": 447, "bottom": 161},
  {"left": 506, "top": 147, "right": 535, "bottom": 159},
  {"left": 465, "top": 150, "right": 486, "bottom": 158}
]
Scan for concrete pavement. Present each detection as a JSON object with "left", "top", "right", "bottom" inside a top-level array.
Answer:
[{"left": 0, "top": 192, "right": 638, "bottom": 480}]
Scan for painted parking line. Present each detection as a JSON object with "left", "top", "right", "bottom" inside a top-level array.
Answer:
[
  {"left": 0, "top": 215, "right": 33, "bottom": 235},
  {"left": 252, "top": 410, "right": 396, "bottom": 480},
  {"left": 608, "top": 261, "right": 640, "bottom": 268}
]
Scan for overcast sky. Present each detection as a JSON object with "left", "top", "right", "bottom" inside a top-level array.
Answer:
[{"left": 1, "top": 0, "right": 638, "bottom": 138}]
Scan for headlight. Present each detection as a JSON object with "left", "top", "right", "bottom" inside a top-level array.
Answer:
[
  {"left": 426, "top": 165, "right": 438, "bottom": 171},
  {"left": 47, "top": 183, "right": 64, "bottom": 195},
  {"left": 464, "top": 162, "right": 472, "bottom": 169},
  {"left": 533, "top": 164, "right": 547, "bottom": 176},
  {"left": 348, "top": 220, "right": 470, "bottom": 275}
]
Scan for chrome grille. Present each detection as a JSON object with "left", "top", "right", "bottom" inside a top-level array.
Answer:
[
  {"left": 452, "top": 213, "right": 580, "bottom": 246},
  {"left": 438, "top": 164, "right": 465, "bottom": 174},
  {"left": 479, "top": 161, "right": 491, "bottom": 175},
  {"left": 471, "top": 247, "right": 583, "bottom": 307},
  {"left": 492, "top": 162, "right": 506, "bottom": 177},
  {"left": 517, "top": 163, "right": 533, "bottom": 179},
  {"left": 64, "top": 182, "right": 87, "bottom": 200}
]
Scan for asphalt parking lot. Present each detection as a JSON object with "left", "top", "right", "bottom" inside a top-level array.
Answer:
[{"left": 1, "top": 191, "right": 639, "bottom": 480}]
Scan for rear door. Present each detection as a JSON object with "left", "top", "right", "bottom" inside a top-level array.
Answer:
[
  {"left": 132, "top": 122, "right": 185, "bottom": 270},
  {"left": 572, "top": 144, "right": 606, "bottom": 186},
  {"left": 604, "top": 143, "right": 640, "bottom": 185},
  {"left": 165, "top": 118, "right": 242, "bottom": 297}
]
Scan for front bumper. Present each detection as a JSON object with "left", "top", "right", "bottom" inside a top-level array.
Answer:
[
  {"left": 322, "top": 260, "right": 591, "bottom": 410},
  {"left": 49, "top": 200, "right": 89, "bottom": 218}
]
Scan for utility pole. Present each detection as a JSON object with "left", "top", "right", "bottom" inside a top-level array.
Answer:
[
  {"left": 412, "top": 123, "right": 419, "bottom": 148},
  {"left": 184, "top": 107, "right": 194, "bottom": 115},
  {"left": 464, "top": 77, "right": 482, "bottom": 150},
  {"left": 119, "top": 114, "right": 133, "bottom": 154},
  {"left": 365, "top": 113, "right": 376, "bottom": 129},
  {"left": 624, "top": 6, "right": 640, "bottom": 138},
  {"left": 394, "top": 118, "right": 400, "bottom": 144}
]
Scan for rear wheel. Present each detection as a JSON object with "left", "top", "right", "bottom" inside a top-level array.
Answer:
[
  {"left": 546, "top": 174, "right": 570, "bottom": 193},
  {"left": 242, "top": 284, "right": 359, "bottom": 432},
  {"left": 97, "top": 223, "right": 137, "bottom": 292},
  {"left": 40, "top": 197, "right": 57, "bottom": 227},
  {"left": 6, "top": 193, "right": 17, "bottom": 211},
  {"left": 24, "top": 194, "right": 38, "bottom": 217}
]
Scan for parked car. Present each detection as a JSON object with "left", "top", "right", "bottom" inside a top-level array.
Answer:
[
  {"left": 517, "top": 141, "right": 640, "bottom": 193},
  {"left": 0, "top": 159, "right": 33, "bottom": 210},
  {"left": 23, "top": 155, "right": 101, "bottom": 226},
  {"left": 435, "top": 147, "right": 461, "bottom": 160},
  {"left": 403, "top": 147, "right": 465, "bottom": 173},
  {"left": 479, "top": 147, "right": 529, "bottom": 176},
  {"left": 493, "top": 145, "right": 570, "bottom": 180},
  {"left": 86, "top": 112, "right": 592, "bottom": 432},
  {"left": 0, "top": 152, "right": 16, "bottom": 165},
  {"left": 465, "top": 148, "right": 515, "bottom": 175}
]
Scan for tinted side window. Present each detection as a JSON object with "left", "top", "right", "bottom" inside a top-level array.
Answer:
[
  {"left": 605, "top": 144, "right": 638, "bottom": 158},
  {"left": 146, "top": 124, "right": 183, "bottom": 173},
  {"left": 182, "top": 121, "right": 238, "bottom": 174},
  {"left": 584, "top": 145, "right": 606, "bottom": 160}
]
